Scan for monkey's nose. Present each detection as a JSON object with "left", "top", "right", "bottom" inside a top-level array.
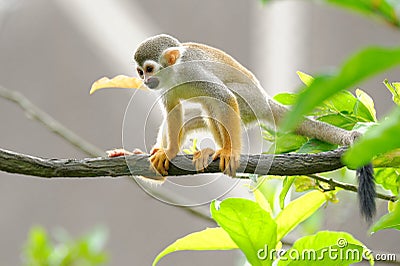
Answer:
[{"left": 144, "top": 77, "right": 160, "bottom": 89}]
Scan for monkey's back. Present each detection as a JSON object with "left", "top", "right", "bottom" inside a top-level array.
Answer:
[
  {"left": 182, "top": 42, "right": 272, "bottom": 126},
  {"left": 183, "top": 42, "right": 260, "bottom": 85}
]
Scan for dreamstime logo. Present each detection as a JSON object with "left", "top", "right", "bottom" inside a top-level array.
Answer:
[
  {"left": 121, "top": 60, "right": 277, "bottom": 206},
  {"left": 257, "top": 238, "right": 377, "bottom": 262}
]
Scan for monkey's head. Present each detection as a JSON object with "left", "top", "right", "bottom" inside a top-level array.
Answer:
[{"left": 134, "top": 34, "right": 181, "bottom": 89}]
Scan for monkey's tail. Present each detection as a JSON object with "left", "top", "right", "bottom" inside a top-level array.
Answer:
[{"left": 356, "top": 163, "right": 376, "bottom": 223}]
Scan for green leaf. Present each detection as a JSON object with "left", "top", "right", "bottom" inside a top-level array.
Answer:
[
  {"left": 279, "top": 176, "right": 295, "bottom": 209},
  {"left": 383, "top": 79, "right": 400, "bottom": 105},
  {"left": 152, "top": 227, "right": 237, "bottom": 266},
  {"left": 297, "top": 71, "right": 314, "bottom": 86},
  {"left": 343, "top": 107, "right": 400, "bottom": 169},
  {"left": 297, "top": 139, "right": 337, "bottom": 154},
  {"left": 374, "top": 168, "right": 400, "bottom": 195},
  {"left": 355, "top": 89, "right": 377, "bottom": 121},
  {"left": 211, "top": 198, "right": 277, "bottom": 266},
  {"left": 391, "top": 82, "right": 400, "bottom": 104},
  {"left": 273, "top": 92, "right": 298, "bottom": 106},
  {"left": 269, "top": 133, "right": 308, "bottom": 154},
  {"left": 324, "top": 0, "right": 400, "bottom": 27},
  {"left": 319, "top": 91, "right": 374, "bottom": 122},
  {"left": 277, "top": 231, "right": 369, "bottom": 266},
  {"left": 282, "top": 46, "right": 400, "bottom": 131},
  {"left": 262, "top": 126, "right": 275, "bottom": 142},
  {"left": 370, "top": 203, "right": 400, "bottom": 233},
  {"left": 262, "top": 126, "right": 308, "bottom": 153},
  {"left": 275, "top": 190, "right": 327, "bottom": 241},
  {"left": 317, "top": 114, "right": 356, "bottom": 130}
]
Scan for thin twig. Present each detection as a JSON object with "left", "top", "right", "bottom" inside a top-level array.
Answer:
[
  {"left": 0, "top": 86, "right": 104, "bottom": 157},
  {"left": 307, "top": 174, "right": 397, "bottom": 202}
]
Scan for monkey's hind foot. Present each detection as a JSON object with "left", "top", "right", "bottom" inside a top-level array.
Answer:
[
  {"left": 193, "top": 148, "right": 215, "bottom": 172},
  {"left": 212, "top": 149, "right": 240, "bottom": 177},
  {"left": 106, "top": 148, "right": 144, "bottom": 157}
]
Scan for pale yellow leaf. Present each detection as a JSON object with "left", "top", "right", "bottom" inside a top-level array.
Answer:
[{"left": 90, "top": 75, "right": 145, "bottom": 94}]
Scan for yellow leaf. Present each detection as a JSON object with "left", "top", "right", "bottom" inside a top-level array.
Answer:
[{"left": 90, "top": 75, "right": 145, "bottom": 95}]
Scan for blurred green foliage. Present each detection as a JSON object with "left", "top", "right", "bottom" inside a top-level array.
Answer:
[
  {"left": 343, "top": 107, "right": 400, "bottom": 168},
  {"left": 281, "top": 46, "right": 400, "bottom": 132},
  {"left": 22, "top": 226, "right": 108, "bottom": 266},
  {"left": 260, "top": 0, "right": 400, "bottom": 28},
  {"left": 269, "top": 71, "right": 376, "bottom": 155}
]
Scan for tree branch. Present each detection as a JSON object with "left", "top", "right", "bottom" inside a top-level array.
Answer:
[
  {"left": 0, "top": 147, "right": 346, "bottom": 178},
  {"left": 0, "top": 147, "right": 396, "bottom": 202}
]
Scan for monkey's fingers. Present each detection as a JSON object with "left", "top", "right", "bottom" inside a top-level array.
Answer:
[
  {"left": 193, "top": 148, "right": 215, "bottom": 172},
  {"left": 212, "top": 149, "right": 223, "bottom": 169},
  {"left": 212, "top": 149, "right": 240, "bottom": 177},
  {"left": 164, "top": 159, "right": 170, "bottom": 172},
  {"left": 150, "top": 150, "right": 169, "bottom": 176},
  {"left": 226, "top": 155, "right": 240, "bottom": 177}
]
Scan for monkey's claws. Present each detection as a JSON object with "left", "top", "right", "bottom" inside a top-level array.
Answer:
[
  {"left": 193, "top": 148, "right": 215, "bottom": 172},
  {"left": 150, "top": 149, "right": 171, "bottom": 176},
  {"left": 212, "top": 149, "right": 240, "bottom": 177}
]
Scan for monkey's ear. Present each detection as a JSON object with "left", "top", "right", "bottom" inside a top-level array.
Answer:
[{"left": 163, "top": 49, "right": 180, "bottom": 66}]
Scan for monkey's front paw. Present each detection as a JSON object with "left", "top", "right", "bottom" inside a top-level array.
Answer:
[
  {"left": 212, "top": 149, "right": 240, "bottom": 177},
  {"left": 106, "top": 148, "right": 144, "bottom": 157},
  {"left": 150, "top": 147, "right": 161, "bottom": 155},
  {"left": 193, "top": 148, "right": 215, "bottom": 172},
  {"left": 150, "top": 149, "right": 176, "bottom": 176}
]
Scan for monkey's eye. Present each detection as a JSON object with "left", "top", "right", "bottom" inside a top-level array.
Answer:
[
  {"left": 146, "top": 66, "right": 154, "bottom": 73},
  {"left": 137, "top": 68, "right": 144, "bottom": 77}
]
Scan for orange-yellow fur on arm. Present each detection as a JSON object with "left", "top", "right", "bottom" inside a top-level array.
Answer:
[
  {"left": 149, "top": 99, "right": 182, "bottom": 175},
  {"left": 211, "top": 95, "right": 241, "bottom": 176}
]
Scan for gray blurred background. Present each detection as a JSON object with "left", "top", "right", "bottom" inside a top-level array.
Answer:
[{"left": 0, "top": 0, "right": 399, "bottom": 265}]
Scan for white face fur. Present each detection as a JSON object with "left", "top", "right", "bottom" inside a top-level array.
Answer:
[
  {"left": 136, "top": 60, "right": 162, "bottom": 82},
  {"left": 136, "top": 60, "right": 163, "bottom": 89},
  {"left": 135, "top": 46, "right": 185, "bottom": 89}
]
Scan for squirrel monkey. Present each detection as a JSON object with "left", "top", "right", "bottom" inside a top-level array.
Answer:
[{"left": 123, "top": 34, "right": 375, "bottom": 221}]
